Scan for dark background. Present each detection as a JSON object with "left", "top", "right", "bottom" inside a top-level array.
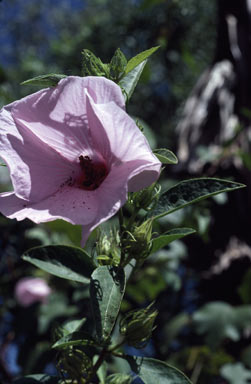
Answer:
[{"left": 1, "top": 1, "right": 251, "bottom": 383}]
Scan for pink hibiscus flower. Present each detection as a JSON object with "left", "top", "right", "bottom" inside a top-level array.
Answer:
[
  {"left": 0, "top": 76, "right": 161, "bottom": 245},
  {"left": 15, "top": 277, "right": 51, "bottom": 307}
]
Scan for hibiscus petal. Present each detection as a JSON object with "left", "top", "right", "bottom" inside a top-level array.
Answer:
[
  {"left": 80, "top": 159, "right": 160, "bottom": 245},
  {"left": 11, "top": 76, "right": 125, "bottom": 162},
  {"left": 0, "top": 187, "right": 97, "bottom": 225},
  {"left": 0, "top": 107, "right": 75, "bottom": 202},
  {"left": 0, "top": 76, "right": 161, "bottom": 246},
  {"left": 49, "top": 76, "right": 125, "bottom": 121},
  {"left": 86, "top": 93, "right": 161, "bottom": 172}
]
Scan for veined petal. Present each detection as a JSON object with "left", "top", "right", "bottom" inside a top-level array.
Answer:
[
  {"left": 0, "top": 107, "right": 75, "bottom": 202},
  {"left": 11, "top": 76, "right": 125, "bottom": 162},
  {"left": 80, "top": 159, "right": 160, "bottom": 245},
  {"left": 0, "top": 186, "right": 97, "bottom": 225},
  {"left": 49, "top": 77, "right": 125, "bottom": 121},
  {"left": 126, "top": 162, "right": 162, "bottom": 192},
  {"left": 86, "top": 93, "right": 161, "bottom": 171},
  {"left": 0, "top": 76, "right": 161, "bottom": 246}
]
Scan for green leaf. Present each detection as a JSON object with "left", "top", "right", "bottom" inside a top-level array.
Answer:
[
  {"left": 62, "top": 318, "right": 86, "bottom": 335},
  {"left": 90, "top": 266, "right": 126, "bottom": 342},
  {"left": 126, "top": 356, "right": 192, "bottom": 384},
  {"left": 38, "top": 292, "right": 77, "bottom": 334},
  {"left": 21, "top": 74, "right": 67, "bottom": 87},
  {"left": 52, "top": 331, "right": 98, "bottom": 349},
  {"left": 0, "top": 162, "right": 6, "bottom": 166},
  {"left": 119, "top": 60, "right": 147, "bottom": 100},
  {"left": 164, "top": 313, "right": 190, "bottom": 347},
  {"left": 150, "top": 178, "right": 245, "bottom": 220},
  {"left": 193, "top": 302, "right": 251, "bottom": 349},
  {"left": 45, "top": 219, "right": 82, "bottom": 246},
  {"left": 125, "top": 46, "right": 159, "bottom": 75},
  {"left": 23, "top": 245, "right": 95, "bottom": 283},
  {"left": 220, "top": 363, "right": 251, "bottom": 384},
  {"left": 153, "top": 149, "right": 178, "bottom": 164},
  {"left": 13, "top": 375, "right": 59, "bottom": 384},
  {"left": 151, "top": 228, "right": 196, "bottom": 254}
]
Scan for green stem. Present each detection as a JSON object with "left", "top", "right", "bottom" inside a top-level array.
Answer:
[
  {"left": 190, "top": 357, "right": 204, "bottom": 384},
  {"left": 127, "top": 207, "right": 140, "bottom": 229},
  {"left": 88, "top": 339, "right": 125, "bottom": 382},
  {"left": 118, "top": 208, "right": 127, "bottom": 267},
  {"left": 118, "top": 208, "right": 124, "bottom": 231},
  {"left": 108, "top": 338, "right": 125, "bottom": 353},
  {"left": 111, "top": 351, "right": 126, "bottom": 358},
  {"left": 87, "top": 347, "right": 107, "bottom": 383}
]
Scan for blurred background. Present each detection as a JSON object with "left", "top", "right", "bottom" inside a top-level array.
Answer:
[{"left": 1, "top": 0, "right": 251, "bottom": 383}]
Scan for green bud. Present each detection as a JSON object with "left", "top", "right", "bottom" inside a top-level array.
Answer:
[
  {"left": 58, "top": 347, "right": 92, "bottom": 381},
  {"left": 124, "top": 219, "right": 153, "bottom": 260},
  {"left": 96, "top": 229, "right": 121, "bottom": 266},
  {"left": 109, "top": 48, "right": 127, "bottom": 82},
  {"left": 82, "top": 49, "right": 109, "bottom": 77},
  {"left": 131, "top": 182, "right": 161, "bottom": 210},
  {"left": 96, "top": 232, "right": 111, "bottom": 256},
  {"left": 106, "top": 373, "right": 132, "bottom": 384},
  {"left": 133, "top": 218, "right": 152, "bottom": 245},
  {"left": 120, "top": 302, "right": 158, "bottom": 348}
]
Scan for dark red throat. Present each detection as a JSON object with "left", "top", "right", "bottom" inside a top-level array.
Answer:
[{"left": 77, "top": 155, "right": 108, "bottom": 190}]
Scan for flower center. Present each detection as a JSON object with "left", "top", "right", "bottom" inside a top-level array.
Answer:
[{"left": 77, "top": 155, "right": 108, "bottom": 190}]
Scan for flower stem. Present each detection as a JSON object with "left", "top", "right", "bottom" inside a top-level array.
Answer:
[
  {"left": 108, "top": 338, "right": 125, "bottom": 353},
  {"left": 111, "top": 351, "right": 126, "bottom": 358},
  {"left": 118, "top": 208, "right": 127, "bottom": 267},
  {"left": 127, "top": 207, "right": 140, "bottom": 229},
  {"left": 87, "top": 347, "right": 107, "bottom": 383},
  {"left": 118, "top": 208, "right": 124, "bottom": 230}
]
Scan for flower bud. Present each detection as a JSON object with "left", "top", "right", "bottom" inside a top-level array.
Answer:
[
  {"left": 109, "top": 48, "right": 127, "bottom": 82},
  {"left": 15, "top": 277, "right": 51, "bottom": 307},
  {"left": 96, "top": 230, "right": 121, "bottom": 266},
  {"left": 96, "top": 232, "right": 111, "bottom": 256},
  {"left": 120, "top": 302, "right": 158, "bottom": 348},
  {"left": 82, "top": 49, "right": 109, "bottom": 77},
  {"left": 131, "top": 182, "right": 161, "bottom": 210},
  {"left": 58, "top": 347, "right": 92, "bottom": 381},
  {"left": 124, "top": 219, "right": 153, "bottom": 261}
]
